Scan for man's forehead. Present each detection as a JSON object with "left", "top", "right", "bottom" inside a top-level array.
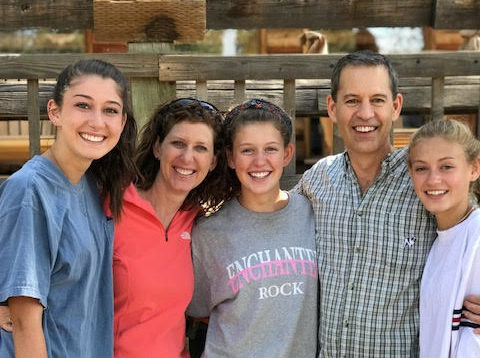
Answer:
[{"left": 338, "top": 65, "right": 391, "bottom": 95}]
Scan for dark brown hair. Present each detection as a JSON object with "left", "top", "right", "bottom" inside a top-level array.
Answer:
[
  {"left": 53, "top": 59, "right": 137, "bottom": 219},
  {"left": 224, "top": 98, "right": 293, "bottom": 198},
  {"left": 330, "top": 50, "right": 399, "bottom": 102},
  {"left": 135, "top": 98, "right": 228, "bottom": 212}
]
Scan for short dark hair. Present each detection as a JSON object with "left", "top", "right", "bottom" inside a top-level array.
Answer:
[{"left": 330, "top": 50, "right": 399, "bottom": 102}]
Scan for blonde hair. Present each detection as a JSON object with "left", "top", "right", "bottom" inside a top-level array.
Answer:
[{"left": 408, "top": 119, "right": 480, "bottom": 204}]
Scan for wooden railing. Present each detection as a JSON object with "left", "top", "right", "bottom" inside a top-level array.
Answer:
[{"left": 1, "top": 52, "right": 480, "bottom": 183}]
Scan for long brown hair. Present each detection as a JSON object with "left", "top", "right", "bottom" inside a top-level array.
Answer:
[{"left": 53, "top": 59, "right": 138, "bottom": 219}]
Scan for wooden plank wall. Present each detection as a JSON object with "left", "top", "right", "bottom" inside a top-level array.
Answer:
[
  {"left": 0, "top": 0, "right": 92, "bottom": 31},
  {"left": 1, "top": 52, "right": 480, "bottom": 180},
  {"left": 1, "top": 0, "right": 479, "bottom": 31}
]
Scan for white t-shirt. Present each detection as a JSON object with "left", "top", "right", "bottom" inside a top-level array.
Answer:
[{"left": 420, "top": 208, "right": 480, "bottom": 358}]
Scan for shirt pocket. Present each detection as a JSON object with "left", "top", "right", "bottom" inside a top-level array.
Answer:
[{"left": 384, "top": 210, "right": 433, "bottom": 274}]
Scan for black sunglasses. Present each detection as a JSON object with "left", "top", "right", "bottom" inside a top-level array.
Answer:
[{"left": 172, "top": 98, "right": 219, "bottom": 112}]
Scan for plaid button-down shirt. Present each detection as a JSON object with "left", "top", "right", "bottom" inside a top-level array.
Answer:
[{"left": 297, "top": 148, "right": 437, "bottom": 357}]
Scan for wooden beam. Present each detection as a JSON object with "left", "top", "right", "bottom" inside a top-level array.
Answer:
[
  {"left": 433, "top": 0, "right": 480, "bottom": 29},
  {"left": 234, "top": 80, "right": 246, "bottom": 104},
  {"left": 207, "top": 0, "right": 433, "bottom": 30},
  {"left": 196, "top": 80, "right": 208, "bottom": 100},
  {"left": 27, "top": 79, "right": 40, "bottom": 157},
  {"left": 1, "top": 0, "right": 479, "bottom": 32},
  {"left": 0, "top": 53, "right": 479, "bottom": 81},
  {"left": 430, "top": 76, "right": 445, "bottom": 121},
  {"left": 2, "top": 77, "right": 480, "bottom": 118},
  {"left": 283, "top": 79, "right": 296, "bottom": 175},
  {"left": 159, "top": 52, "right": 480, "bottom": 81},
  {"left": 478, "top": 85, "right": 480, "bottom": 138},
  {"left": 129, "top": 43, "right": 175, "bottom": 130},
  {"left": 0, "top": 54, "right": 158, "bottom": 79},
  {"left": 0, "top": 136, "right": 54, "bottom": 163},
  {"left": 0, "top": 0, "right": 92, "bottom": 31}
]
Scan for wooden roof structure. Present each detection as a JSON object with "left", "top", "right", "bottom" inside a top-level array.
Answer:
[{"left": 1, "top": 1, "right": 479, "bottom": 43}]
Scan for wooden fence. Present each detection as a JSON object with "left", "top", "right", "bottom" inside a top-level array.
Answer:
[{"left": 1, "top": 52, "right": 480, "bottom": 184}]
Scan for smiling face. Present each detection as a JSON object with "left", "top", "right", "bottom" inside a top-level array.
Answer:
[
  {"left": 154, "top": 121, "right": 217, "bottom": 198},
  {"left": 409, "top": 136, "right": 480, "bottom": 230},
  {"left": 227, "top": 122, "right": 294, "bottom": 207},
  {"left": 327, "top": 65, "right": 403, "bottom": 161},
  {"left": 48, "top": 75, "right": 126, "bottom": 165}
]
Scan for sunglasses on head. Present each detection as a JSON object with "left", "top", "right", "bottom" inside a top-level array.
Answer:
[{"left": 172, "top": 98, "right": 219, "bottom": 112}]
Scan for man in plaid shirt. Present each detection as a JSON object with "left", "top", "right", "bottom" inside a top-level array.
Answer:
[{"left": 297, "top": 51, "right": 480, "bottom": 357}]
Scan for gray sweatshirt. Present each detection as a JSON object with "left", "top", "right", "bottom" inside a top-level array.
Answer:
[{"left": 188, "top": 192, "right": 318, "bottom": 358}]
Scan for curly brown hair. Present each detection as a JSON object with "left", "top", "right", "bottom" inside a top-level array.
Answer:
[{"left": 135, "top": 98, "right": 229, "bottom": 212}]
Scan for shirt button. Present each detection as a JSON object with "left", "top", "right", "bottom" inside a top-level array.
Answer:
[
  {"left": 355, "top": 246, "right": 360, "bottom": 253},
  {"left": 356, "top": 210, "right": 363, "bottom": 216},
  {"left": 343, "top": 320, "right": 349, "bottom": 328},
  {"left": 348, "top": 283, "right": 354, "bottom": 290}
]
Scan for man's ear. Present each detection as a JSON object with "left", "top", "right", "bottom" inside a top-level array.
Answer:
[
  {"left": 392, "top": 93, "right": 404, "bottom": 123},
  {"left": 47, "top": 99, "right": 61, "bottom": 127},
  {"left": 326, "top": 95, "right": 337, "bottom": 124}
]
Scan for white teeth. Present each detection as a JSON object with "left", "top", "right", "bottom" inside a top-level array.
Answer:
[
  {"left": 426, "top": 190, "right": 447, "bottom": 196},
  {"left": 250, "top": 171, "right": 269, "bottom": 178},
  {"left": 80, "top": 133, "right": 104, "bottom": 142},
  {"left": 355, "top": 126, "right": 375, "bottom": 133},
  {"left": 175, "top": 167, "right": 194, "bottom": 175}
]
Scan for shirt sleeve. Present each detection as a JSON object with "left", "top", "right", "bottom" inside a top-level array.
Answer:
[
  {"left": 0, "top": 191, "right": 56, "bottom": 308},
  {"left": 186, "top": 226, "right": 212, "bottom": 318},
  {"left": 456, "top": 237, "right": 480, "bottom": 357}
]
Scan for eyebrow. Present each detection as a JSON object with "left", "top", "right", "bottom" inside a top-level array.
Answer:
[
  {"left": 411, "top": 156, "right": 456, "bottom": 164},
  {"left": 342, "top": 93, "right": 388, "bottom": 98},
  {"left": 170, "top": 135, "right": 210, "bottom": 145},
  {"left": 73, "top": 94, "right": 122, "bottom": 107},
  {"left": 238, "top": 141, "right": 281, "bottom": 147}
]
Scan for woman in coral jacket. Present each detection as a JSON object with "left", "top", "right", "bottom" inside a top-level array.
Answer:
[{"left": 111, "top": 98, "right": 228, "bottom": 358}]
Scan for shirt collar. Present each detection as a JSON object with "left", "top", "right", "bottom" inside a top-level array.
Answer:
[{"left": 342, "top": 147, "right": 407, "bottom": 182}]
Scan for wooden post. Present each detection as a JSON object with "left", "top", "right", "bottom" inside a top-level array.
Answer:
[
  {"left": 196, "top": 80, "right": 208, "bottom": 101},
  {"left": 430, "top": 76, "right": 445, "bottom": 121},
  {"left": 477, "top": 87, "right": 480, "bottom": 139},
  {"left": 283, "top": 79, "right": 296, "bottom": 175},
  {"left": 234, "top": 80, "right": 246, "bottom": 105},
  {"left": 27, "top": 79, "right": 41, "bottom": 157},
  {"left": 128, "top": 43, "right": 176, "bottom": 130}
]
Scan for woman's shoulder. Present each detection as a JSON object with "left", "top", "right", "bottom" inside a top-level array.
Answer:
[
  {"left": 0, "top": 156, "right": 76, "bottom": 215},
  {"left": 1, "top": 158, "right": 46, "bottom": 203}
]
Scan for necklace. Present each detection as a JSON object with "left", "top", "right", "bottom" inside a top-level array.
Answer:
[{"left": 457, "top": 206, "right": 476, "bottom": 226}]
